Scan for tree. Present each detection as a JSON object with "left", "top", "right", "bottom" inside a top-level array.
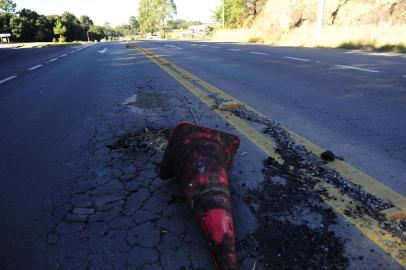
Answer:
[
  {"left": 167, "top": 19, "right": 202, "bottom": 30},
  {"left": 102, "top": 22, "right": 114, "bottom": 38},
  {"left": 213, "top": 0, "right": 264, "bottom": 28},
  {"left": 155, "top": 0, "right": 176, "bottom": 37},
  {"left": 59, "top": 12, "right": 82, "bottom": 41},
  {"left": 213, "top": 0, "right": 245, "bottom": 28},
  {"left": 88, "top": 25, "right": 105, "bottom": 41},
  {"left": 80, "top": 15, "right": 94, "bottom": 41},
  {"left": 137, "top": 0, "right": 176, "bottom": 35},
  {"left": 129, "top": 16, "right": 139, "bottom": 34},
  {"left": 115, "top": 24, "right": 131, "bottom": 37},
  {"left": 0, "top": 0, "right": 16, "bottom": 13},
  {"left": 79, "top": 15, "right": 93, "bottom": 30},
  {"left": 0, "top": 12, "right": 14, "bottom": 33},
  {"left": 9, "top": 9, "right": 39, "bottom": 41},
  {"left": 138, "top": 0, "right": 158, "bottom": 34},
  {"left": 54, "top": 20, "right": 67, "bottom": 42},
  {"left": 35, "top": 15, "right": 55, "bottom": 41}
]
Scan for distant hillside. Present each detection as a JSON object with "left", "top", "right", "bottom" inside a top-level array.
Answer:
[
  {"left": 213, "top": 0, "right": 406, "bottom": 50},
  {"left": 254, "top": 0, "right": 405, "bottom": 30}
]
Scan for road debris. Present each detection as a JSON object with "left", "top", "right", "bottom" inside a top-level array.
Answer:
[
  {"left": 320, "top": 150, "right": 344, "bottom": 162},
  {"left": 158, "top": 122, "right": 240, "bottom": 270},
  {"left": 321, "top": 150, "right": 336, "bottom": 162},
  {"left": 189, "top": 108, "right": 199, "bottom": 125},
  {"left": 379, "top": 207, "right": 406, "bottom": 221},
  {"left": 106, "top": 127, "right": 170, "bottom": 153},
  {"left": 218, "top": 101, "right": 242, "bottom": 110}
]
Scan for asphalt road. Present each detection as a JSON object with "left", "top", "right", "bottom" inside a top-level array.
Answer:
[
  {"left": 139, "top": 40, "right": 406, "bottom": 195},
  {"left": 0, "top": 41, "right": 404, "bottom": 270}
]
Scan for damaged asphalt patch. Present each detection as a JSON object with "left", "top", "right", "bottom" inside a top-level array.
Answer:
[
  {"left": 128, "top": 92, "right": 169, "bottom": 109},
  {"left": 106, "top": 127, "right": 170, "bottom": 153}
]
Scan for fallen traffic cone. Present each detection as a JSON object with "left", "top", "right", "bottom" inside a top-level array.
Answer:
[{"left": 158, "top": 122, "right": 240, "bottom": 270}]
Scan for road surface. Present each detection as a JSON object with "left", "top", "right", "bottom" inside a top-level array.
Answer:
[
  {"left": 0, "top": 41, "right": 405, "bottom": 270},
  {"left": 140, "top": 40, "right": 406, "bottom": 195}
]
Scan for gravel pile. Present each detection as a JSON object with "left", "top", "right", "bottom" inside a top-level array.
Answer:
[{"left": 229, "top": 106, "right": 406, "bottom": 241}]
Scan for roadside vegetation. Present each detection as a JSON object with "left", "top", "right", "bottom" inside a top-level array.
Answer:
[
  {"left": 0, "top": 0, "right": 138, "bottom": 43},
  {"left": 137, "top": 0, "right": 177, "bottom": 37},
  {"left": 338, "top": 42, "right": 406, "bottom": 54},
  {"left": 211, "top": 0, "right": 406, "bottom": 53}
]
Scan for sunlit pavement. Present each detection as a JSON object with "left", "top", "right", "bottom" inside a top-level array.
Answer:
[{"left": 0, "top": 42, "right": 404, "bottom": 269}]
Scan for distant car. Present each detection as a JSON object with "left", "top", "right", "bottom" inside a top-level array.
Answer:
[{"left": 146, "top": 33, "right": 160, "bottom": 40}]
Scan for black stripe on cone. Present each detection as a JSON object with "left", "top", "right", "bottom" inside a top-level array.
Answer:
[{"left": 158, "top": 122, "right": 240, "bottom": 270}]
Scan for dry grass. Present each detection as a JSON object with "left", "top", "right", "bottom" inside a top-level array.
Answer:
[{"left": 212, "top": 23, "right": 406, "bottom": 53}]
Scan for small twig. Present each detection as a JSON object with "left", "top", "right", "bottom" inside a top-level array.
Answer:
[{"left": 190, "top": 108, "right": 199, "bottom": 125}]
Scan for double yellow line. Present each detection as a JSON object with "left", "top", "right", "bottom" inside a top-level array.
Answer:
[{"left": 133, "top": 43, "right": 406, "bottom": 267}]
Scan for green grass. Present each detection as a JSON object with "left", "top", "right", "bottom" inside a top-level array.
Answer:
[{"left": 338, "top": 42, "right": 406, "bottom": 53}]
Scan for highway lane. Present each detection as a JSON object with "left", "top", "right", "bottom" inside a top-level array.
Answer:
[
  {"left": 179, "top": 41, "right": 406, "bottom": 77},
  {"left": 139, "top": 40, "right": 406, "bottom": 195},
  {"left": 0, "top": 42, "right": 114, "bottom": 268},
  {"left": 0, "top": 45, "right": 91, "bottom": 82}
]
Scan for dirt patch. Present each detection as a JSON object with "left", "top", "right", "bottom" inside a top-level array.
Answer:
[{"left": 107, "top": 127, "right": 170, "bottom": 153}]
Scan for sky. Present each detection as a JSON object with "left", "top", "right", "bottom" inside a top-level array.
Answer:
[{"left": 13, "top": 0, "right": 222, "bottom": 26}]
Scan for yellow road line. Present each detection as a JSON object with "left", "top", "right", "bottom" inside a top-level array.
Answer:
[
  {"left": 138, "top": 44, "right": 406, "bottom": 214},
  {"left": 134, "top": 43, "right": 406, "bottom": 267},
  {"left": 136, "top": 45, "right": 284, "bottom": 164}
]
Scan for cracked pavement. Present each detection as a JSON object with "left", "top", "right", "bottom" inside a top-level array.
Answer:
[{"left": 0, "top": 42, "right": 404, "bottom": 269}]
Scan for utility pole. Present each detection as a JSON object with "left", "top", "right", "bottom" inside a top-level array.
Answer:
[
  {"left": 316, "top": 0, "right": 325, "bottom": 37},
  {"left": 222, "top": 0, "right": 225, "bottom": 28}
]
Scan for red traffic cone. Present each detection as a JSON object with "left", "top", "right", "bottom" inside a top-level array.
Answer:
[{"left": 158, "top": 122, "right": 240, "bottom": 270}]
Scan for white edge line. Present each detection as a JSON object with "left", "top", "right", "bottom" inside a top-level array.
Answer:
[
  {"left": 284, "top": 56, "right": 310, "bottom": 62},
  {"left": 47, "top": 58, "right": 58, "bottom": 63},
  {"left": 69, "top": 51, "right": 75, "bottom": 54},
  {"left": 228, "top": 49, "right": 240, "bottom": 52},
  {"left": 60, "top": 54, "right": 68, "bottom": 57},
  {"left": 334, "top": 64, "right": 380, "bottom": 73},
  {"left": 0, "top": 75, "right": 17, "bottom": 85},
  {"left": 250, "top": 51, "right": 267, "bottom": 55},
  {"left": 27, "top": 65, "right": 43, "bottom": 71}
]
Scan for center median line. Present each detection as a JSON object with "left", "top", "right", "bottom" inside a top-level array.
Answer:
[
  {"left": 334, "top": 64, "right": 380, "bottom": 73},
  {"left": 0, "top": 75, "right": 17, "bottom": 85},
  {"left": 133, "top": 43, "right": 406, "bottom": 267},
  {"left": 47, "top": 58, "right": 58, "bottom": 63},
  {"left": 27, "top": 65, "right": 43, "bottom": 71},
  {"left": 250, "top": 51, "right": 268, "bottom": 55},
  {"left": 284, "top": 56, "right": 311, "bottom": 62}
]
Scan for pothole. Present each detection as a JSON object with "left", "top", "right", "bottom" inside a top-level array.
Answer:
[
  {"left": 125, "top": 92, "right": 168, "bottom": 109},
  {"left": 106, "top": 127, "right": 170, "bottom": 152}
]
